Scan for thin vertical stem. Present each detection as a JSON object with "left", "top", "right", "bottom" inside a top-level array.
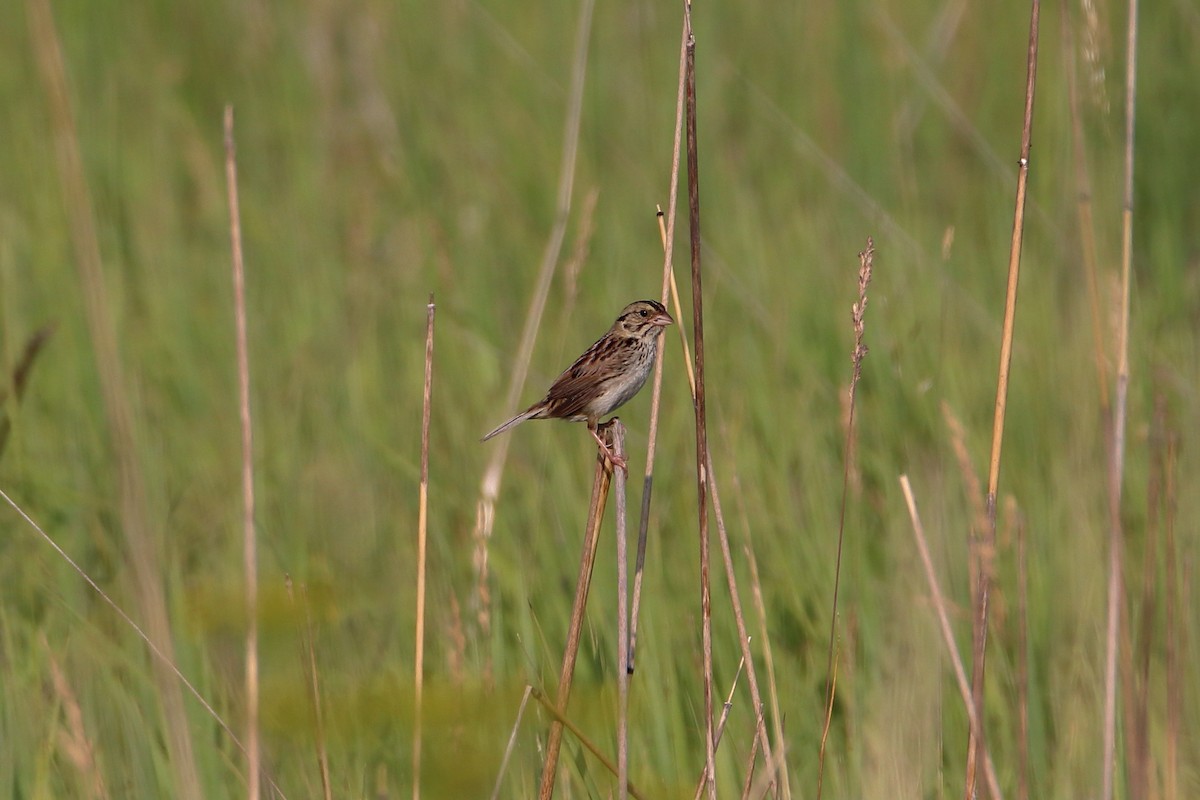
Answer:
[
  {"left": 683, "top": 5, "right": 716, "bottom": 797},
  {"left": 977, "top": 2, "right": 1040, "bottom": 796},
  {"left": 413, "top": 296, "right": 436, "bottom": 800},
  {"left": 224, "top": 106, "right": 259, "bottom": 800},
  {"left": 537, "top": 438, "right": 613, "bottom": 800},
  {"left": 1103, "top": 0, "right": 1139, "bottom": 796},
  {"left": 614, "top": 423, "right": 630, "bottom": 800}
]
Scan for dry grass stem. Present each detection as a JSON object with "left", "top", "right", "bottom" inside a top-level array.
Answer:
[
  {"left": 529, "top": 687, "right": 649, "bottom": 800},
  {"left": 899, "top": 476, "right": 1003, "bottom": 800},
  {"left": 613, "top": 423, "right": 630, "bottom": 800},
  {"left": 537, "top": 426, "right": 612, "bottom": 800},
  {"left": 27, "top": 0, "right": 203, "bottom": 793},
  {"left": 413, "top": 295, "right": 436, "bottom": 800},
  {"left": 682, "top": 7, "right": 717, "bottom": 796},
  {"left": 739, "top": 706, "right": 766, "bottom": 800},
  {"left": 223, "top": 105, "right": 261, "bottom": 800},
  {"left": 1012, "top": 497, "right": 1030, "bottom": 800},
  {"left": 473, "top": 0, "right": 595, "bottom": 646},
  {"left": 817, "top": 237, "right": 874, "bottom": 800},
  {"left": 691, "top": 656, "right": 746, "bottom": 800},
  {"left": 489, "top": 686, "right": 534, "bottom": 800},
  {"left": 1103, "top": 0, "right": 1139, "bottom": 796},
  {"left": 1162, "top": 420, "right": 1181, "bottom": 800}
]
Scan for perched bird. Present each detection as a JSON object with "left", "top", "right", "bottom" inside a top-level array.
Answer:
[{"left": 482, "top": 299, "right": 674, "bottom": 469}]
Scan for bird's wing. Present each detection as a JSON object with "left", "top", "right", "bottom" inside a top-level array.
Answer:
[{"left": 540, "top": 335, "right": 616, "bottom": 420}]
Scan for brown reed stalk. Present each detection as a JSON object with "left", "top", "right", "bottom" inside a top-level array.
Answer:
[
  {"left": 1061, "top": 0, "right": 1110, "bottom": 414},
  {"left": 27, "top": 0, "right": 203, "bottom": 795},
  {"left": 739, "top": 706, "right": 766, "bottom": 800},
  {"left": 413, "top": 295, "right": 436, "bottom": 800},
  {"left": 691, "top": 657, "right": 746, "bottom": 800},
  {"left": 682, "top": 6, "right": 716, "bottom": 797},
  {"left": 537, "top": 427, "right": 613, "bottom": 800},
  {"left": 976, "top": 3, "right": 1041, "bottom": 796},
  {"left": 223, "top": 105, "right": 260, "bottom": 800},
  {"left": 899, "top": 476, "right": 1003, "bottom": 800},
  {"left": 0, "top": 490, "right": 289, "bottom": 799},
  {"left": 472, "top": 0, "right": 595, "bottom": 647},
  {"left": 489, "top": 686, "right": 534, "bottom": 800},
  {"left": 817, "top": 238, "right": 874, "bottom": 800},
  {"left": 629, "top": 16, "right": 689, "bottom": 674},
  {"left": 285, "top": 576, "right": 331, "bottom": 800},
  {"left": 529, "top": 687, "right": 649, "bottom": 800},
  {"left": 1102, "top": 0, "right": 1139, "bottom": 796},
  {"left": 613, "top": 422, "right": 630, "bottom": 800}
]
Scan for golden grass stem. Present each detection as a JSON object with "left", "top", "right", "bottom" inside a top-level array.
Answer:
[
  {"left": 27, "top": 0, "right": 203, "bottom": 794},
  {"left": 817, "top": 238, "right": 873, "bottom": 800},
  {"left": 472, "top": 0, "right": 595, "bottom": 646},
  {"left": 413, "top": 295, "right": 436, "bottom": 800},
  {"left": 899, "top": 476, "right": 1003, "bottom": 800},
  {"left": 977, "top": 2, "right": 1040, "bottom": 795},
  {"left": 682, "top": 7, "right": 716, "bottom": 797},
  {"left": 537, "top": 431, "right": 612, "bottom": 800},
  {"left": 223, "top": 105, "right": 260, "bottom": 800},
  {"left": 691, "top": 656, "right": 745, "bottom": 800},
  {"left": 1103, "top": 0, "right": 1139, "bottom": 797}
]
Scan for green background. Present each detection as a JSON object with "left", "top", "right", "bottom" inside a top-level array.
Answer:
[{"left": 1, "top": 0, "right": 1196, "bottom": 797}]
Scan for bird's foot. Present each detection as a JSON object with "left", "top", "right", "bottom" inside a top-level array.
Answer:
[{"left": 590, "top": 422, "right": 628, "bottom": 473}]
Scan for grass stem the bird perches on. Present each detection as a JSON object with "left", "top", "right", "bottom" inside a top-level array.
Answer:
[
  {"left": 1102, "top": 0, "right": 1139, "bottom": 797},
  {"left": 682, "top": 6, "right": 717, "bottom": 797},
  {"left": 817, "top": 237, "right": 874, "bottom": 800},
  {"left": 977, "top": 2, "right": 1040, "bottom": 795},
  {"left": 614, "top": 422, "right": 630, "bottom": 800},
  {"left": 413, "top": 295, "right": 436, "bottom": 800},
  {"left": 223, "top": 105, "right": 261, "bottom": 800},
  {"left": 537, "top": 422, "right": 616, "bottom": 800}
]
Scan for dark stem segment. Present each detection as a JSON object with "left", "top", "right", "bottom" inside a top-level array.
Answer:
[
  {"left": 537, "top": 431, "right": 614, "bottom": 800},
  {"left": 683, "top": 10, "right": 716, "bottom": 799}
]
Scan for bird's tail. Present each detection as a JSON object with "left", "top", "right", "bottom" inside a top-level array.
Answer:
[{"left": 481, "top": 407, "right": 540, "bottom": 442}]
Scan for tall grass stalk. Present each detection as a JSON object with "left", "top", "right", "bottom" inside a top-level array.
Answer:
[
  {"left": 817, "top": 237, "right": 873, "bottom": 800},
  {"left": 682, "top": 6, "right": 716, "bottom": 796},
  {"left": 976, "top": 1, "right": 1041, "bottom": 795},
  {"left": 1102, "top": 0, "right": 1139, "bottom": 796},
  {"left": 223, "top": 105, "right": 260, "bottom": 800},
  {"left": 27, "top": 0, "right": 203, "bottom": 794},
  {"left": 413, "top": 295, "right": 436, "bottom": 800},
  {"left": 472, "top": 0, "right": 595, "bottom": 647}
]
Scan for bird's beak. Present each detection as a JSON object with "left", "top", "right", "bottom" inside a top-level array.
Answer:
[{"left": 651, "top": 310, "right": 674, "bottom": 327}]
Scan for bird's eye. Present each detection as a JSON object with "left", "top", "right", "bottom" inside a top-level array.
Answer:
[{"left": 639, "top": 309, "right": 648, "bottom": 317}]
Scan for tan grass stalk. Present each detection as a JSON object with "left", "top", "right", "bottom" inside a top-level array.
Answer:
[
  {"left": 817, "top": 238, "right": 874, "bottom": 800},
  {"left": 489, "top": 686, "right": 534, "bottom": 800},
  {"left": 1, "top": 490, "right": 289, "bottom": 799},
  {"left": 472, "top": 0, "right": 595, "bottom": 645},
  {"left": 285, "top": 577, "right": 332, "bottom": 800},
  {"left": 27, "top": 0, "right": 203, "bottom": 794},
  {"left": 739, "top": 706, "right": 766, "bottom": 800},
  {"left": 691, "top": 656, "right": 746, "bottom": 800},
  {"left": 742, "top": 517, "right": 788, "bottom": 797},
  {"left": 223, "top": 105, "right": 261, "bottom": 800},
  {"left": 529, "top": 687, "right": 649, "bottom": 800},
  {"left": 1061, "top": 0, "right": 1110, "bottom": 412},
  {"left": 537, "top": 429, "right": 613, "bottom": 800},
  {"left": 898, "top": 476, "right": 1003, "bottom": 800},
  {"left": 1102, "top": 0, "right": 1140, "bottom": 796},
  {"left": 976, "top": 2, "right": 1041, "bottom": 796},
  {"left": 682, "top": 7, "right": 717, "bottom": 797},
  {"left": 1162, "top": 422, "right": 1180, "bottom": 800},
  {"left": 43, "top": 635, "right": 110, "bottom": 800},
  {"left": 613, "top": 423, "right": 630, "bottom": 800},
  {"left": 413, "top": 296, "right": 436, "bottom": 800}
]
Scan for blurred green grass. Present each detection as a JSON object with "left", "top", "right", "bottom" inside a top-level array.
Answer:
[{"left": 1, "top": 0, "right": 1197, "bottom": 797}]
